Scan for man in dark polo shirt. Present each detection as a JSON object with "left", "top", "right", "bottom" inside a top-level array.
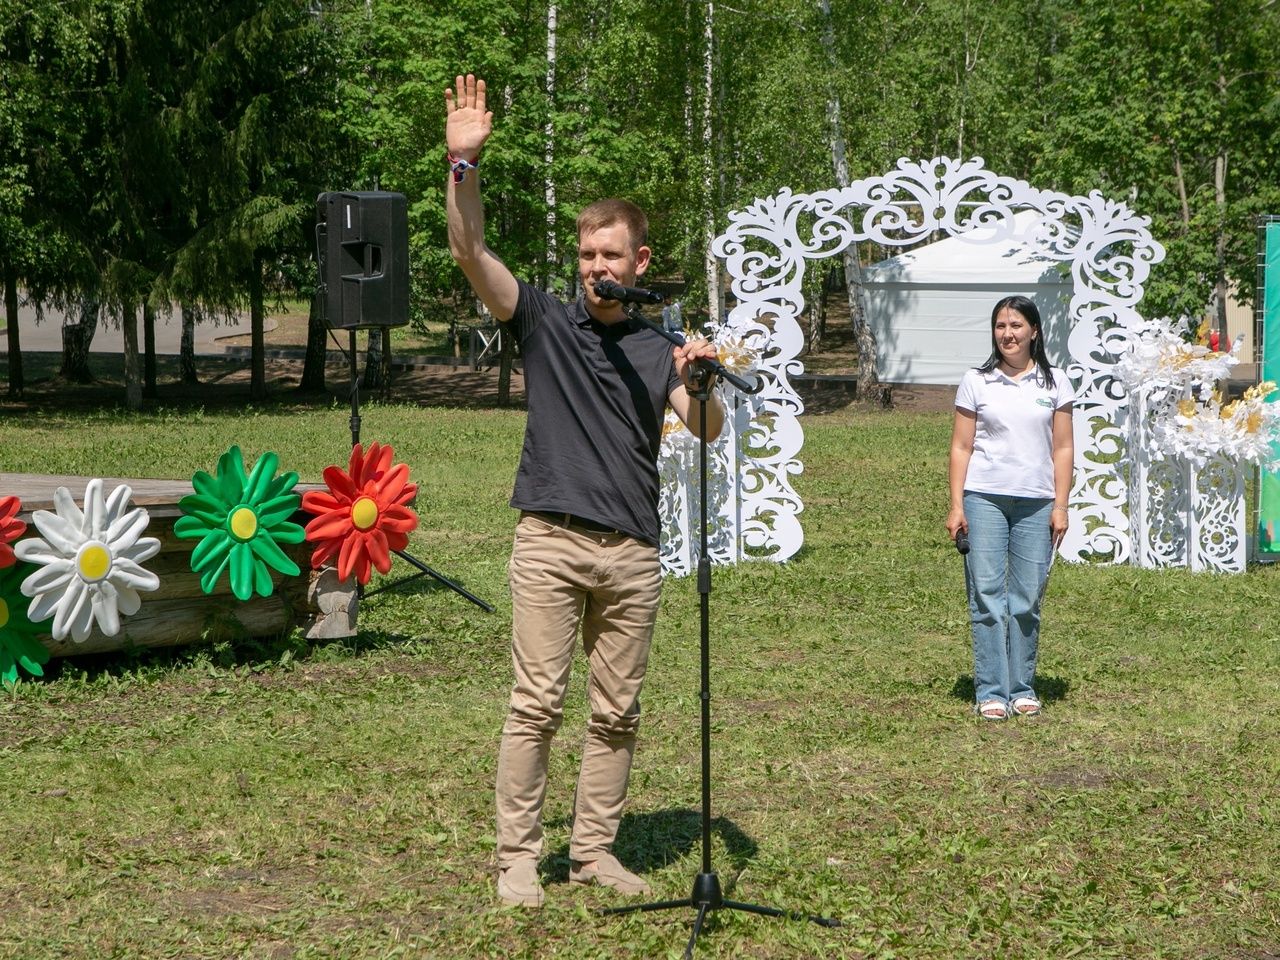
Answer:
[{"left": 445, "top": 73, "right": 724, "bottom": 909}]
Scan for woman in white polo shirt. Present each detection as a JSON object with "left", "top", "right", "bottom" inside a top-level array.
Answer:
[{"left": 945, "top": 295, "right": 1074, "bottom": 721}]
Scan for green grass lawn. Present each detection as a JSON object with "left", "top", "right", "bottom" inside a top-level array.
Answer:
[{"left": 0, "top": 403, "right": 1277, "bottom": 959}]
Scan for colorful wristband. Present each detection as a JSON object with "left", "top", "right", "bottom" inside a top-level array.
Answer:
[{"left": 446, "top": 151, "right": 478, "bottom": 184}]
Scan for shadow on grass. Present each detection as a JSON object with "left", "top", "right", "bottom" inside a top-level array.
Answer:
[
  {"left": 38, "top": 624, "right": 429, "bottom": 686},
  {"left": 948, "top": 673, "right": 1072, "bottom": 703},
  {"left": 540, "top": 809, "right": 759, "bottom": 883}
]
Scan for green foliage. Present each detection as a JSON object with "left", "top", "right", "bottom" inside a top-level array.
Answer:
[
  {"left": 0, "top": 0, "right": 107, "bottom": 297},
  {"left": 156, "top": 1, "right": 343, "bottom": 310},
  {"left": 1, "top": 0, "right": 343, "bottom": 350},
  {"left": 1028, "top": 0, "right": 1280, "bottom": 314},
  {"left": 3, "top": 0, "right": 1279, "bottom": 347}
]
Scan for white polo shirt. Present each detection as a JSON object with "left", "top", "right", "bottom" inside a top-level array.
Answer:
[{"left": 955, "top": 365, "right": 1074, "bottom": 499}]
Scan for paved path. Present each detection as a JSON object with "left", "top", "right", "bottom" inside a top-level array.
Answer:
[{"left": 0, "top": 300, "right": 269, "bottom": 356}]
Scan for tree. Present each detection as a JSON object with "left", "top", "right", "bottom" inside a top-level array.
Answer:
[
  {"left": 1029, "top": 0, "right": 1280, "bottom": 322},
  {"left": 819, "top": 0, "right": 878, "bottom": 400},
  {"left": 161, "top": 1, "right": 344, "bottom": 401},
  {"left": 0, "top": 0, "right": 107, "bottom": 397}
]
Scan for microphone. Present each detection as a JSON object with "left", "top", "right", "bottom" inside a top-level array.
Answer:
[
  {"left": 954, "top": 530, "right": 970, "bottom": 555},
  {"left": 594, "top": 278, "right": 664, "bottom": 305}
]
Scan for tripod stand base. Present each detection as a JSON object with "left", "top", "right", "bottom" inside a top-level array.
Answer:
[
  {"left": 357, "top": 549, "right": 494, "bottom": 611},
  {"left": 337, "top": 329, "right": 493, "bottom": 614},
  {"left": 600, "top": 871, "right": 839, "bottom": 959},
  {"left": 591, "top": 360, "right": 835, "bottom": 957}
]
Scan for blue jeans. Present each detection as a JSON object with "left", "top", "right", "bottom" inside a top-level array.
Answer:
[{"left": 963, "top": 491, "right": 1054, "bottom": 707}]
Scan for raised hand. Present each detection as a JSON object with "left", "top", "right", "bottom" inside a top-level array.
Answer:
[{"left": 445, "top": 74, "right": 493, "bottom": 162}]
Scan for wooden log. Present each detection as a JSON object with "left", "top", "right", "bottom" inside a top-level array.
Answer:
[
  {"left": 0, "top": 472, "right": 359, "bottom": 655},
  {"left": 41, "top": 593, "right": 303, "bottom": 656}
]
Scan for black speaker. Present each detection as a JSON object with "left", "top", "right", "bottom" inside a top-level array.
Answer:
[{"left": 316, "top": 190, "right": 409, "bottom": 329}]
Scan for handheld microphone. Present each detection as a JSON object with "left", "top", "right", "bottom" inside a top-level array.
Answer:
[
  {"left": 954, "top": 530, "right": 970, "bottom": 555},
  {"left": 594, "top": 278, "right": 664, "bottom": 305}
]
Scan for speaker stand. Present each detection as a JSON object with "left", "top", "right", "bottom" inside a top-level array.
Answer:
[{"left": 343, "top": 329, "right": 492, "bottom": 611}]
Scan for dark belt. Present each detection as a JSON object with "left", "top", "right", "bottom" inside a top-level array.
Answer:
[{"left": 528, "top": 511, "right": 624, "bottom": 535}]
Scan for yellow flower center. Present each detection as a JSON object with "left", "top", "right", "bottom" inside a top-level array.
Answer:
[
  {"left": 229, "top": 506, "right": 259, "bottom": 541},
  {"left": 351, "top": 496, "right": 380, "bottom": 531},
  {"left": 76, "top": 542, "right": 112, "bottom": 582},
  {"left": 0, "top": 598, "right": 8, "bottom": 630}
]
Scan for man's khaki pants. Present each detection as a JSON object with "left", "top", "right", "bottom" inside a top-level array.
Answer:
[{"left": 496, "top": 512, "right": 662, "bottom": 868}]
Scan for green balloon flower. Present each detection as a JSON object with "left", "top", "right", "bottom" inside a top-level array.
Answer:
[
  {"left": 0, "top": 563, "right": 52, "bottom": 687},
  {"left": 176, "top": 446, "right": 304, "bottom": 601}
]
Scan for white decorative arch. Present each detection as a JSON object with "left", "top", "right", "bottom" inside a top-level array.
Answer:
[{"left": 657, "top": 157, "right": 1166, "bottom": 572}]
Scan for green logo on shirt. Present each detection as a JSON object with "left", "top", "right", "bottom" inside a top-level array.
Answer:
[{"left": 1036, "top": 397, "right": 1053, "bottom": 407}]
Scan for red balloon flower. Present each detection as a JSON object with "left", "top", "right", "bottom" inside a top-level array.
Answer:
[
  {"left": 302, "top": 442, "right": 419, "bottom": 585},
  {"left": 0, "top": 496, "right": 26, "bottom": 569}
]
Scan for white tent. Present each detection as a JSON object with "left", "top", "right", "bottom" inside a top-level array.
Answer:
[{"left": 863, "top": 211, "right": 1072, "bottom": 385}]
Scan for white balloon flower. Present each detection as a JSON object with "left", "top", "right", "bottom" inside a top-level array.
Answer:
[{"left": 16, "top": 480, "right": 161, "bottom": 642}]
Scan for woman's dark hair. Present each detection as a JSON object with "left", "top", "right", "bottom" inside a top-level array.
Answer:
[{"left": 977, "top": 294, "right": 1055, "bottom": 388}]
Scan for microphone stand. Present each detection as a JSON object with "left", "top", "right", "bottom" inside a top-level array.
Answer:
[
  {"left": 623, "top": 308, "right": 762, "bottom": 396},
  {"left": 602, "top": 307, "right": 838, "bottom": 957}
]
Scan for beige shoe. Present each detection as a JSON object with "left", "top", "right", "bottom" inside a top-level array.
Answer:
[
  {"left": 497, "top": 860, "right": 544, "bottom": 908},
  {"left": 569, "top": 854, "right": 652, "bottom": 896}
]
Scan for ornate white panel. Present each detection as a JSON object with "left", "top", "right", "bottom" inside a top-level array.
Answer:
[
  {"left": 659, "top": 389, "right": 761, "bottom": 575},
  {"left": 1117, "top": 324, "right": 1264, "bottom": 573},
  {"left": 658, "top": 157, "right": 1166, "bottom": 572},
  {"left": 1132, "top": 446, "right": 1248, "bottom": 573},
  {"left": 1190, "top": 457, "right": 1247, "bottom": 572},
  {"left": 1128, "top": 388, "right": 1192, "bottom": 569}
]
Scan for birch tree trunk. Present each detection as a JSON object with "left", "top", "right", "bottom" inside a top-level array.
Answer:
[
  {"left": 142, "top": 301, "right": 158, "bottom": 398},
  {"left": 179, "top": 303, "right": 199, "bottom": 384},
  {"left": 954, "top": 3, "right": 988, "bottom": 159},
  {"left": 819, "top": 0, "right": 880, "bottom": 401},
  {"left": 1213, "top": 145, "right": 1229, "bottom": 343},
  {"left": 61, "top": 296, "right": 99, "bottom": 384},
  {"left": 4, "top": 264, "right": 22, "bottom": 399},
  {"left": 682, "top": 1, "right": 696, "bottom": 286},
  {"left": 701, "top": 0, "right": 722, "bottom": 325},
  {"left": 544, "top": 2, "right": 558, "bottom": 290},
  {"left": 122, "top": 299, "right": 142, "bottom": 410},
  {"left": 1172, "top": 145, "right": 1191, "bottom": 231},
  {"left": 1213, "top": 65, "right": 1230, "bottom": 344},
  {"left": 804, "top": 267, "right": 826, "bottom": 354}
]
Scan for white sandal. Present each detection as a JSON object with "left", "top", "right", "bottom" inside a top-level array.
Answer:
[
  {"left": 977, "top": 700, "right": 1008, "bottom": 721},
  {"left": 1011, "top": 696, "right": 1042, "bottom": 717}
]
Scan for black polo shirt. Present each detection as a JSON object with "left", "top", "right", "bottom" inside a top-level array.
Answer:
[{"left": 507, "top": 280, "right": 680, "bottom": 546}]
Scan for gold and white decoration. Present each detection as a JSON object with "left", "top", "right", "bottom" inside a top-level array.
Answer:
[
  {"left": 694, "top": 156, "right": 1166, "bottom": 567},
  {"left": 16, "top": 479, "right": 162, "bottom": 642},
  {"left": 1117, "top": 320, "right": 1279, "bottom": 572}
]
